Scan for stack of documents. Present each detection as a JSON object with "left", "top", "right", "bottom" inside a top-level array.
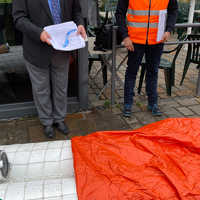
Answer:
[
  {"left": 156, "top": 9, "right": 167, "bottom": 42},
  {"left": 44, "top": 21, "right": 85, "bottom": 51}
]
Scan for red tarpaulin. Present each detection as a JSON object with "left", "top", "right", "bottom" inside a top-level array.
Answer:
[{"left": 72, "top": 118, "right": 200, "bottom": 200}]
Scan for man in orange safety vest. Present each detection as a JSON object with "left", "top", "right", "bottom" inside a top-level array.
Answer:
[{"left": 116, "top": 0, "right": 178, "bottom": 117}]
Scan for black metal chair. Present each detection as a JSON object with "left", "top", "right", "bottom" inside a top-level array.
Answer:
[
  {"left": 138, "top": 37, "right": 186, "bottom": 96},
  {"left": 88, "top": 0, "right": 118, "bottom": 86},
  {"left": 88, "top": 51, "right": 108, "bottom": 86},
  {"left": 88, "top": 0, "right": 106, "bottom": 86},
  {"left": 180, "top": 34, "right": 200, "bottom": 85}
]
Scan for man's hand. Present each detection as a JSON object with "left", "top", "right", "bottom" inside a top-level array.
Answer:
[
  {"left": 40, "top": 31, "right": 51, "bottom": 45},
  {"left": 161, "top": 32, "right": 171, "bottom": 43},
  {"left": 122, "top": 37, "right": 134, "bottom": 51},
  {"left": 77, "top": 25, "right": 86, "bottom": 40}
]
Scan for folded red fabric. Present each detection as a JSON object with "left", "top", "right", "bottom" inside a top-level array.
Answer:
[{"left": 72, "top": 118, "right": 200, "bottom": 200}]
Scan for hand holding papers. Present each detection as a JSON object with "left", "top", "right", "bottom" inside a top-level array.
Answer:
[{"left": 44, "top": 21, "right": 86, "bottom": 51}]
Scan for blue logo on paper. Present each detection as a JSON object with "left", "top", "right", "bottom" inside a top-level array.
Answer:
[{"left": 63, "top": 29, "right": 77, "bottom": 47}]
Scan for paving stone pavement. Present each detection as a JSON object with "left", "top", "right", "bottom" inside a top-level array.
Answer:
[{"left": 0, "top": 34, "right": 200, "bottom": 145}]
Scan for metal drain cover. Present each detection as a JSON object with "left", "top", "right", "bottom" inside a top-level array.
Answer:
[{"left": 0, "top": 150, "right": 9, "bottom": 178}]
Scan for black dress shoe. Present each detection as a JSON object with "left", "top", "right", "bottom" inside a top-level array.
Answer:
[
  {"left": 54, "top": 121, "right": 69, "bottom": 135},
  {"left": 44, "top": 126, "right": 55, "bottom": 139}
]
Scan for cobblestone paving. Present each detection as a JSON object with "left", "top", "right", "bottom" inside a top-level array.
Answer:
[{"left": 0, "top": 34, "right": 200, "bottom": 145}]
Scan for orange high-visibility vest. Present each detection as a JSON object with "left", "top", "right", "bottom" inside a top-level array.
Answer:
[{"left": 127, "top": 0, "right": 169, "bottom": 45}]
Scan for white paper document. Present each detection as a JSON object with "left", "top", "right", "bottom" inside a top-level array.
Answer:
[
  {"left": 156, "top": 9, "right": 167, "bottom": 42},
  {"left": 44, "top": 21, "right": 85, "bottom": 51}
]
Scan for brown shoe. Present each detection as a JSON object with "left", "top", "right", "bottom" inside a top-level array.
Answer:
[{"left": 0, "top": 44, "right": 9, "bottom": 54}]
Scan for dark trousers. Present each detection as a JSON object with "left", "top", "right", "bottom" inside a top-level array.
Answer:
[{"left": 124, "top": 43, "right": 164, "bottom": 107}]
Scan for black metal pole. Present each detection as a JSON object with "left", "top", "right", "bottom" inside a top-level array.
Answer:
[{"left": 111, "top": 26, "right": 118, "bottom": 106}]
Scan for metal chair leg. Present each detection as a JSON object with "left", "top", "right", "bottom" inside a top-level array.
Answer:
[
  {"left": 101, "top": 60, "right": 107, "bottom": 85},
  {"left": 88, "top": 60, "right": 93, "bottom": 74},
  {"left": 180, "top": 61, "right": 191, "bottom": 85},
  {"left": 164, "top": 69, "right": 172, "bottom": 96}
]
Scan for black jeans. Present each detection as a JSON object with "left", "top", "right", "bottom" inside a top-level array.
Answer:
[{"left": 124, "top": 43, "right": 164, "bottom": 107}]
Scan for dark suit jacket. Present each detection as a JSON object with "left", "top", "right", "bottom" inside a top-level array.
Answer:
[{"left": 12, "top": 0, "right": 84, "bottom": 67}]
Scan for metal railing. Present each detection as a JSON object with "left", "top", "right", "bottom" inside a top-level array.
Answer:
[{"left": 166, "top": 23, "right": 200, "bottom": 45}]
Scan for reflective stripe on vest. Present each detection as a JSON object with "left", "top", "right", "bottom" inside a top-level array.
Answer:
[
  {"left": 127, "top": 9, "right": 160, "bottom": 16},
  {"left": 126, "top": 6, "right": 168, "bottom": 44},
  {"left": 127, "top": 21, "right": 158, "bottom": 28}
]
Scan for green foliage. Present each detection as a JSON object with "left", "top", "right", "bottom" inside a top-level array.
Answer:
[
  {"left": 115, "top": 103, "right": 121, "bottom": 109},
  {"left": 99, "top": 0, "right": 118, "bottom": 12},
  {"left": 99, "top": 0, "right": 106, "bottom": 11},
  {"left": 104, "top": 100, "right": 111, "bottom": 108}
]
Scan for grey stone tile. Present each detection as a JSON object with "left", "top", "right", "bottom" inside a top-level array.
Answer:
[
  {"left": 176, "top": 107, "right": 194, "bottom": 116},
  {"left": 123, "top": 116, "right": 138, "bottom": 124},
  {"left": 163, "top": 108, "right": 183, "bottom": 118},
  {"left": 159, "top": 99, "right": 180, "bottom": 108},
  {"left": 91, "top": 100, "right": 105, "bottom": 107},
  {"left": 129, "top": 123, "right": 143, "bottom": 130},
  {"left": 134, "top": 112, "right": 157, "bottom": 125},
  {"left": 176, "top": 97, "right": 199, "bottom": 106},
  {"left": 111, "top": 107, "right": 122, "bottom": 115},
  {"left": 188, "top": 105, "right": 200, "bottom": 115}
]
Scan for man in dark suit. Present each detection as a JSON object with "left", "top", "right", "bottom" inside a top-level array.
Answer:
[{"left": 12, "top": 0, "right": 86, "bottom": 138}]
